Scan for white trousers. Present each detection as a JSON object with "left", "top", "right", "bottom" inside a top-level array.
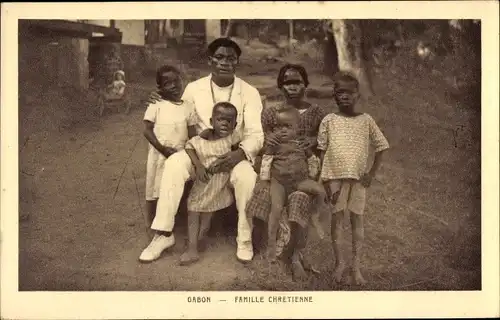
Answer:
[{"left": 151, "top": 150, "right": 256, "bottom": 246}]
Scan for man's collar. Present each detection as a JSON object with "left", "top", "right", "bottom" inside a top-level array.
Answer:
[{"left": 207, "top": 73, "right": 240, "bottom": 88}]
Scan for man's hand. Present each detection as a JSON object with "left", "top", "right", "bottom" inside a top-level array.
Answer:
[
  {"left": 144, "top": 91, "right": 162, "bottom": 107},
  {"left": 264, "top": 132, "right": 282, "bottom": 148},
  {"left": 160, "top": 146, "right": 177, "bottom": 158},
  {"left": 198, "top": 129, "right": 212, "bottom": 140},
  {"left": 209, "top": 149, "right": 246, "bottom": 174},
  {"left": 195, "top": 165, "right": 211, "bottom": 183},
  {"left": 360, "top": 172, "right": 374, "bottom": 188}
]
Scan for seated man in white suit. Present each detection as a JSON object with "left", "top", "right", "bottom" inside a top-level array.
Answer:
[{"left": 139, "top": 38, "right": 264, "bottom": 263}]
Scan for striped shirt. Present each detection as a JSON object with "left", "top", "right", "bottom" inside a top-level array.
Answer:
[{"left": 185, "top": 135, "right": 234, "bottom": 212}]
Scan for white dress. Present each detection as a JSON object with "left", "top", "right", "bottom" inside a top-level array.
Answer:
[{"left": 144, "top": 100, "right": 197, "bottom": 200}]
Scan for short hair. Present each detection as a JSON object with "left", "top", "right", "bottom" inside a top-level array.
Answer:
[
  {"left": 156, "top": 65, "right": 180, "bottom": 87},
  {"left": 277, "top": 64, "right": 310, "bottom": 89},
  {"left": 333, "top": 71, "right": 359, "bottom": 90},
  {"left": 207, "top": 37, "right": 242, "bottom": 57},
  {"left": 213, "top": 101, "right": 238, "bottom": 118}
]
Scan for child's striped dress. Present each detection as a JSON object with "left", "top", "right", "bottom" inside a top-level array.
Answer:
[{"left": 185, "top": 135, "right": 234, "bottom": 213}]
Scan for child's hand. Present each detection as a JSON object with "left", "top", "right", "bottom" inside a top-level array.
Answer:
[
  {"left": 298, "top": 136, "right": 317, "bottom": 151},
  {"left": 195, "top": 166, "right": 211, "bottom": 183},
  {"left": 265, "top": 144, "right": 278, "bottom": 155},
  {"left": 360, "top": 172, "right": 374, "bottom": 188},
  {"left": 161, "top": 146, "right": 177, "bottom": 158},
  {"left": 265, "top": 132, "right": 282, "bottom": 148},
  {"left": 199, "top": 129, "right": 212, "bottom": 140},
  {"left": 206, "top": 163, "right": 218, "bottom": 175}
]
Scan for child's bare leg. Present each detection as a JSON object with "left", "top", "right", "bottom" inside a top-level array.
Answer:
[
  {"left": 350, "top": 212, "right": 366, "bottom": 285},
  {"left": 296, "top": 179, "right": 327, "bottom": 239},
  {"left": 289, "top": 222, "right": 308, "bottom": 281},
  {"left": 297, "top": 179, "right": 326, "bottom": 203},
  {"left": 268, "top": 179, "right": 286, "bottom": 262},
  {"left": 180, "top": 211, "right": 201, "bottom": 266},
  {"left": 331, "top": 210, "right": 346, "bottom": 283},
  {"left": 198, "top": 213, "right": 213, "bottom": 252}
]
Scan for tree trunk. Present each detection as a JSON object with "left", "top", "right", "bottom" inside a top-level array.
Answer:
[
  {"left": 146, "top": 20, "right": 160, "bottom": 44},
  {"left": 331, "top": 19, "right": 373, "bottom": 96},
  {"left": 224, "top": 19, "right": 233, "bottom": 37},
  {"left": 288, "top": 20, "right": 294, "bottom": 49}
]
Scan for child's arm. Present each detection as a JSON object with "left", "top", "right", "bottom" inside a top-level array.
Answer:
[
  {"left": 143, "top": 120, "right": 175, "bottom": 158},
  {"left": 361, "top": 115, "right": 390, "bottom": 187},
  {"left": 185, "top": 101, "right": 199, "bottom": 139},
  {"left": 265, "top": 142, "right": 278, "bottom": 155},
  {"left": 318, "top": 150, "right": 327, "bottom": 180},
  {"left": 185, "top": 148, "right": 203, "bottom": 169},
  {"left": 316, "top": 116, "right": 330, "bottom": 181},
  {"left": 185, "top": 140, "right": 211, "bottom": 183},
  {"left": 319, "top": 149, "right": 334, "bottom": 203},
  {"left": 369, "top": 150, "right": 386, "bottom": 177},
  {"left": 118, "top": 82, "right": 126, "bottom": 95},
  {"left": 360, "top": 150, "right": 386, "bottom": 188},
  {"left": 187, "top": 125, "right": 197, "bottom": 139}
]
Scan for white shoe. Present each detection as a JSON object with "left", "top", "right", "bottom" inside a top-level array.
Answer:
[
  {"left": 236, "top": 241, "right": 254, "bottom": 262},
  {"left": 139, "top": 233, "right": 175, "bottom": 263}
]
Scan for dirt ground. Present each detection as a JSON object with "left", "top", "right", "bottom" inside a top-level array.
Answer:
[{"left": 18, "top": 57, "right": 481, "bottom": 291}]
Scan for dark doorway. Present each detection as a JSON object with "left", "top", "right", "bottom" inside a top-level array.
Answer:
[{"left": 181, "top": 19, "right": 207, "bottom": 64}]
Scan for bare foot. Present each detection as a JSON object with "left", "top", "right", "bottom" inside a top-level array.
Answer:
[
  {"left": 266, "top": 247, "right": 278, "bottom": 263},
  {"left": 334, "top": 262, "right": 346, "bottom": 283},
  {"left": 311, "top": 215, "right": 326, "bottom": 240},
  {"left": 198, "top": 238, "right": 207, "bottom": 253},
  {"left": 351, "top": 267, "right": 367, "bottom": 285},
  {"left": 291, "top": 256, "right": 308, "bottom": 282},
  {"left": 299, "top": 252, "right": 321, "bottom": 275},
  {"left": 180, "top": 250, "right": 200, "bottom": 266}
]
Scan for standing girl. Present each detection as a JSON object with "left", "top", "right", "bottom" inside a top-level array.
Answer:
[{"left": 143, "top": 65, "right": 198, "bottom": 236}]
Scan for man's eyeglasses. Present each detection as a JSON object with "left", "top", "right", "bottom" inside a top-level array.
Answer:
[{"left": 212, "top": 54, "right": 238, "bottom": 64}]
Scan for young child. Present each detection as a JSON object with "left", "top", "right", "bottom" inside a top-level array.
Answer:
[
  {"left": 143, "top": 65, "right": 198, "bottom": 230},
  {"left": 181, "top": 101, "right": 238, "bottom": 266},
  {"left": 318, "top": 72, "right": 390, "bottom": 285},
  {"left": 103, "top": 70, "right": 126, "bottom": 100},
  {"left": 110, "top": 70, "right": 126, "bottom": 97},
  {"left": 260, "top": 106, "right": 327, "bottom": 263}
]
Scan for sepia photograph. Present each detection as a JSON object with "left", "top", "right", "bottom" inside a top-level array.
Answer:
[{"left": 2, "top": 1, "right": 499, "bottom": 319}]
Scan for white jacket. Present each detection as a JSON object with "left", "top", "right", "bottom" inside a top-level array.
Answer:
[{"left": 181, "top": 74, "right": 264, "bottom": 164}]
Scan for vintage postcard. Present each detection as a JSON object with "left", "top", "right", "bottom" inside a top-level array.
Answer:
[{"left": 1, "top": 1, "right": 499, "bottom": 319}]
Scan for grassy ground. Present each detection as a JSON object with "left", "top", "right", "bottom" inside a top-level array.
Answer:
[{"left": 18, "top": 53, "right": 480, "bottom": 291}]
